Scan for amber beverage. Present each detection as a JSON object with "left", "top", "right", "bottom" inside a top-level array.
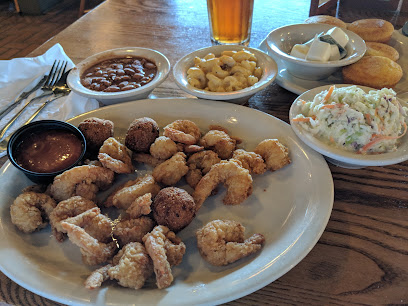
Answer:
[{"left": 207, "top": 0, "right": 254, "bottom": 46}]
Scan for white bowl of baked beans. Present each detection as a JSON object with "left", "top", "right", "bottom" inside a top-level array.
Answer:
[
  {"left": 173, "top": 45, "right": 278, "bottom": 104},
  {"left": 67, "top": 47, "right": 170, "bottom": 105}
]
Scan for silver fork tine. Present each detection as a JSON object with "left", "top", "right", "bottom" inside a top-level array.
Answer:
[
  {"left": 44, "top": 60, "right": 63, "bottom": 89},
  {"left": 54, "top": 61, "right": 68, "bottom": 86},
  {"left": 0, "top": 60, "right": 67, "bottom": 140},
  {"left": 42, "top": 60, "right": 59, "bottom": 89}
]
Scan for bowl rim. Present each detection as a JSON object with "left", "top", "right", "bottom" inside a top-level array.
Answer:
[
  {"left": 7, "top": 120, "right": 87, "bottom": 177},
  {"left": 172, "top": 45, "right": 278, "bottom": 100},
  {"left": 266, "top": 23, "right": 366, "bottom": 68},
  {"left": 67, "top": 47, "right": 171, "bottom": 100},
  {"left": 289, "top": 84, "right": 408, "bottom": 167}
]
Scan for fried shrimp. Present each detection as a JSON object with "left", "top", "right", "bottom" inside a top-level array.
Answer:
[
  {"left": 126, "top": 193, "right": 152, "bottom": 218},
  {"left": 60, "top": 221, "right": 118, "bottom": 266},
  {"left": 149, "top": 136, "right": 179, "bottom": 160},
  {"left": 186, "top": 150, "right": 221, "bottom": 188},
  {"left": 50, "top": 165, "right": 115, "bottom": 202},
  {"left": 199, "top": 130, "right": 236, "bottom": 159},
  {"left": 107, "top": 242, "right": 154, "bottom": 289},
  {"left": 85, "top": 264, "right": 112, "bottom": 289},
  {"left": 152, "top": 152, "right": 189, "bottom": 186},
  {"left": 113, "top": 216, "right": 155, "bottom": 247},
  {"left": 98, "top": 137, "right": 133, "bottom": 174},
  {"left": 62, "top": 207, "right": 113, "bottom": 243},
  {"left": 193, "top": 159, "right": 253, "bottom": 210},
  {"left": 196, "top": 219, "right": 265, "bottom": 266},
  {"left": 231, "top": 149, "right": 266, "bottom": 175},
  {"left": 49, "top": 196, "right": 97, "bottom": 242},
  {"left": 10, "top": 192, "right": 56, "bottom": 233},
  {"left": 132, "top": 153, "right": 164, "bottom": 167},
  {"left": 163, "top": 120, "right": 201, "bottom": 145},
  {"left": 254, "top": 139, "right": 291, "bottom": 171},
  {"left": 105, "top": 174, "right": 161, "bottom": 209},
  {"left": 182, "top": 144, "right": 204, "bottom": 153},
  {"left": 142, "top": 225, "right": 186, "bottom": 289}
]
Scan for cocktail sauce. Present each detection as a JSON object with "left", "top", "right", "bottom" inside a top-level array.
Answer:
[{"left": 14, "top": 129, "right": 83, "bottom": 173}]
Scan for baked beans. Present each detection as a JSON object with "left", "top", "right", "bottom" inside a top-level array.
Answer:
[{"left": 81, "top": 57, "right": 157, "bottom": 92}]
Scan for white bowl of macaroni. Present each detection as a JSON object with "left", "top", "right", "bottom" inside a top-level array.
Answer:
[
  {"left": 289, "top": 84, "right": 408, "bottom": 168},
  {"left": 173, "top": 45, "right": 278, "bottom": 104}
]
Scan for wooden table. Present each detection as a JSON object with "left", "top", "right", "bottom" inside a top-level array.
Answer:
[{"left": 1, "top": 0, "right": 407, "bottom": 305}]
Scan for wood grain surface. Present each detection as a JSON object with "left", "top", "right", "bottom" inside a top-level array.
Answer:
[{"left": 1, "top": 0, "right": 407, "bottom": 305}]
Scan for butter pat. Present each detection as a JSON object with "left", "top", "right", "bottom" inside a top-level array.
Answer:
[
  {"left": 306, "top": 38, "right": 331, "bottom": 62},
  {"left": 329, "top": 44, "right": 341, "bottom": 61},
  {"left": 290, "top": 44, "right": 310, "bottom": 59},
  {"left": 326, "top": 27, "right": 349, "bottom": 48}
]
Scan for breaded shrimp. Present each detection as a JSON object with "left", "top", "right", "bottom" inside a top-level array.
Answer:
[
  {"left": 163, "top": 120, "right": 201, "bottom": 145},
  {"left": 193, "top": 159, "right": 253, "bottom": 210},
  {"left": 105, "top": 174, "right": 161, "bottom": 209},
  {"left": 108, "top": 242, "right": 154, "bottom": 289},
  {"left": 84, "top": 264, "right": 112, "bottom": 289},
  {"left": 142, "top": 225, "right": 186, "bottom": 289},
  {"left": 113, "top": 216, "right": 155, "bottom": 247},
  {"left": 254, "top": 139, "right": 291, "bottom": 171},
  {"left": 50, "top": 165, "right": 115, "bottom": 202},
  {"left": 98, "top": 137, "right": 133, "bottom": 174},
  {"left": 149, "top": 136, "right": 179, "bottom": 160},
  {"left": 126, "top": 193, "right": 152, "bottom": 218},
  {"left": 196, "top": 219, "right": 265, "bottom": 266},
  {"left": 186, "top": 150, "right": 221, "bottom": 188},
  {"left": 231, "top": 149, "right": 266, "bottom": 175},
  {"left": 62, "top": 207, "right": 113, "bottom": 243},
  {"left": 132, "top": 153, "right": 165, "bottom": 167},
  {"left": 60, "top": 221, "right": 118, "bottom": 266},
  {"left": 10, "top": 192, "right": 56, "bottom": 233},
  {"left": 152, "top": 152, "right": 189, "bottom": 186},
  {"left": 199, "top": 130, "right": 236, "bottom": 159},
  {"left": 49, "top": 196, "right": 97, "bottom": 242},
  {"left": 182, "top": 144, "right": 204, "bottom": 153}
]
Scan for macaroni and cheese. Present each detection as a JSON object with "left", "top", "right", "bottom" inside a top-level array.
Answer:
[{"left": 187, "top": 50, "right": 263, "bottom": 92}]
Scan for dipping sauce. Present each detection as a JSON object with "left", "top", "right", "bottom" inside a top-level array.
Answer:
[
  {"left": 14, "top": 129, "right": 83, "bottom": 173},
  {"left": 80, "top": 56, "right": 157, "bottom": 92}
]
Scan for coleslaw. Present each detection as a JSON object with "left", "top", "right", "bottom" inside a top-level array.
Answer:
[{"left": 293, "top": 85, "right": 408, "bottom": 154}]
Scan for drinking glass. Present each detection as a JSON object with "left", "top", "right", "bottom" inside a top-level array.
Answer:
[{"left": 207, "top": 0, "right": 254, "bottom": 46}]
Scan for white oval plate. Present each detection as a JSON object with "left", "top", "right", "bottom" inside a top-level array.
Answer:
[
  {"left": 0, "top": 98, "right": 333, "bottom": 305},
  {"left": 289, "top": 85, "right": 408, "bottom": 168},
  {"left": 259, "top": 29, "right": 408, "bottom": 95}
]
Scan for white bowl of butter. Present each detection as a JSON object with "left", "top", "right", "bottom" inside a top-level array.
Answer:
[{"left": 266, "top": 23, "right": 366, "bottom": 80}]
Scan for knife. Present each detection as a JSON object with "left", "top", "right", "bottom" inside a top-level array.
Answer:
[{"left": 0, "top": 75, "right": 47, "bottom": 121}]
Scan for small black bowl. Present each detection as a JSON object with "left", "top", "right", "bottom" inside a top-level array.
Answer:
[{"left": 7, "top": 120, "right": 87, "bottom": 184}]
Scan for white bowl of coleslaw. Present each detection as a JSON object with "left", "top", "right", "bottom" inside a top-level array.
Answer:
[{"left": 289, "top": 84, "right": 408, "bottom": 168}]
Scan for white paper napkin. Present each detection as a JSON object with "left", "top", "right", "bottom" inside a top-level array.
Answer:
[{"left": 0, "top": 43, "right": 100, "bottom": 157}]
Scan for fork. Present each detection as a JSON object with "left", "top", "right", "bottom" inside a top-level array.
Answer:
[
  {"left": 0, "top": 70, "right": 72, "bottom": 153},
  {"left": 0, "top": 61, "right": 68, "bottom": 140},
  {"left": 31, "top": 60, "right": 68, "bottom": 102}
]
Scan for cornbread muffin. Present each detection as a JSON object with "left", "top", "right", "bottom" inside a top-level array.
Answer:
[
  {"left": 304, "top": 15, "right": 347, "bottom": 29},
  {"left": 342, "top": 56, "right": 402, "bottom": 89},
  {"left": 365, "top": 42, "right": 399, "bottom": 62},
  {"left": 347, "top": 19, "right": 394, "bottom": 43}
]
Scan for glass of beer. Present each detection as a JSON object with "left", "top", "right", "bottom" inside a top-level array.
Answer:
[{"left": 207, "top": 0, "right": 254, "bottom": 46}]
